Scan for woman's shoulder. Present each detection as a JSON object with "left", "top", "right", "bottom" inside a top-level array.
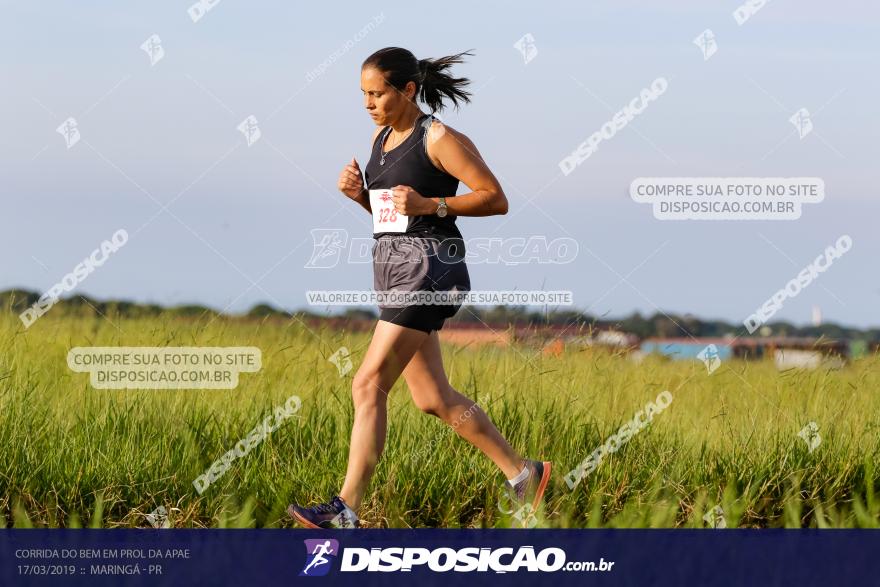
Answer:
[
  {"left": 423, "top": 116, "right": 444, "bottom": 143},
  {"left": 423, "top": 117, "right": 475, "bottom": 150},
  {"left": 423, "top": 118, "right": 482, "bottom": 169}
]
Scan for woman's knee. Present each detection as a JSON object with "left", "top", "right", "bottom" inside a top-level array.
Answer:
[
  {"left": 351, "top": 370, "right": 389, "bottom": 409},
  {"left": 411, "top": 384, "right": 455, "bottom": 418}
]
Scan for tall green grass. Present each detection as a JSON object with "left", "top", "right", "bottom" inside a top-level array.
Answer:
[{"left": 1, "top": 313, "right": 878, "bottom": 528}]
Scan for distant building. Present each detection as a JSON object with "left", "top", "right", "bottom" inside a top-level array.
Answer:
[
  {"left": 640, "top": 337, "right": 734, "bottom": 360},
  {"left": 439, "top": 324, "right": 639, "bottom": 350},
  {"left": 640, "top": 336, "right": 848, "bottom": 369},
  {"left": 773, "top": 348, "right": 844, "bottom": 370},
  {"left": 592, "top": 330, "right": 640, "bottom": 348}
]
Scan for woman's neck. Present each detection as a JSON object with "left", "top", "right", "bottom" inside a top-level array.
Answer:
[{"left": 388, "top": 105, "right": 424, "bottom": 133}]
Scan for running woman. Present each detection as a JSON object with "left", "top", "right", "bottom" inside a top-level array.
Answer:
[{"left": 288, "top": 47, "right": 550, "bottom": 529}]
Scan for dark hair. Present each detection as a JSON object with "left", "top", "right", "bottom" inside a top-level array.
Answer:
[{"left": 362, "top": 47, "right": 474, "bottom": 113}]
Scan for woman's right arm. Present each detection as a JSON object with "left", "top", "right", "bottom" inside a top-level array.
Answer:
[{"left": 337, "top": 127, "right": 382, "bottom": 214}]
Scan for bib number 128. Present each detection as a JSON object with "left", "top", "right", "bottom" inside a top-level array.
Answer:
[{"left": 369, "top": 189, "right": 408, "bottom": 233}]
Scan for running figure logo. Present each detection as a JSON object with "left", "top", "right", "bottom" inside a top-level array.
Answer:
[
  {"left": 693, "top": 29, "right": 717, "bottom": 61},
  {"left": 789, "top": 108, "right": 813, "bottom": 139},
  {"left": 237, "top": 115, "right": 262, "bottom": 146},
  {"left": 697, "top": 344, "right": 721, "bottom": 375},
  {"left": 299, "top": 539, "right": 339, "bottom": 577},
  {"left": 305, "top": 228, "right": 348, "bottom": 269},
  {"left": 513, "top": 33, "right": 538, "bottom": 65},
  {"left": 56, "top": 117, "right": 80, "bottom": 149},
  {"left": 140, "top": 34, "right": 165, "bottom": 67}
]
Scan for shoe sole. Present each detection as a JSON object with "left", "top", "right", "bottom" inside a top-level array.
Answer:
[
  {"left": 530, "top": 461, "right": 552, "bottom": 511},
  {"left": 287, "top": 505, "right": 323, "bottom": 529}
]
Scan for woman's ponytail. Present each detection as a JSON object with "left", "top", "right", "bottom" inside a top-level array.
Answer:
[
  {"left": 363, "top": 47, "right": 474, "bottom": 113},
  {"left": 417, "top": 51, "right": 474, "bottom": 113}
]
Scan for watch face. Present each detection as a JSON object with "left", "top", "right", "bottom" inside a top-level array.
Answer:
[{"left": 437, "top": 206, "right": 447, "bottom": 217}]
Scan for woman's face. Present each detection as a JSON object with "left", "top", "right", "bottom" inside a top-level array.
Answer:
[{"left": 361, "top": 67, "right": 414, "bottom": 125}]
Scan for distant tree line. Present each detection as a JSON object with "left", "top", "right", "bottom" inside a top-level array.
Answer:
[{"left": 3, "top": 289, "right": 878, "bottom": 342}]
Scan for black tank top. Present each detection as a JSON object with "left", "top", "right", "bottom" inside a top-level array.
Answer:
[{"left": 364, "top": 113, "right": 462, "bottom": 240}]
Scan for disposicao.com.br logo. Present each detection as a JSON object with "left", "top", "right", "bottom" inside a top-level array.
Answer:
[{"left": 299, "top": 539, "right": 614, "bottom": 575}]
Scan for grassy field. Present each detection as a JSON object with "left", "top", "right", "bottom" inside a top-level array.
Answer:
[{"left": 1, "top": 312, "right": 879, "bottom": 529}]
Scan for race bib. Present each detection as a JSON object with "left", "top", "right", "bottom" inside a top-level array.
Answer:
[{"left": 369, "top": 189, "right": 409, "bottom": 233}]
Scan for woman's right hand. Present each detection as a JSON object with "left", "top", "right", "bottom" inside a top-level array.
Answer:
[{"left": 338, "top": 157, "right": 366, "bottom": 201}]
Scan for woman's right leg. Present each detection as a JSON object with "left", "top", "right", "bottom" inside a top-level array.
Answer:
[
  {"left": 337, "top": 319, "right": 429, "bottom": 511},
  {"left": 402, "top": 331, "right": 524, "bottom": 479}
]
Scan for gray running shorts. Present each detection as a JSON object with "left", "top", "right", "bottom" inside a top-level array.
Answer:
[{"left": 372, "top": 235, "right": 470, "bottom": 332}]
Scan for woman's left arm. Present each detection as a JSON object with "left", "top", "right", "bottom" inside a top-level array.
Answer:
[{"left": 392, "top": 122, "right": 509, "bottom": 217}]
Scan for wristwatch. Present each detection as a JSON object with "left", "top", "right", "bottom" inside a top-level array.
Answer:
[{"left": 436, "top": 197, "right": 448, "bottom": 218}]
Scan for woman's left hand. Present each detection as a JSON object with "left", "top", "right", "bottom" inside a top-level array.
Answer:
[{"left": 391, "top": 185, "right": 435, "bottom": 216}]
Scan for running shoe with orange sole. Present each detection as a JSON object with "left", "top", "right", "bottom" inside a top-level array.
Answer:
[
  {"left": 287, "top": 495, "right": 360, "bottom": 529},
  {"left": 506, "top": 459, "right": 552, "bottom": 512}
]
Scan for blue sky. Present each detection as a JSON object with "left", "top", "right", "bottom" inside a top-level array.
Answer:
[{"left": 2, "top": 1, "right": 878, "bottom": 328}]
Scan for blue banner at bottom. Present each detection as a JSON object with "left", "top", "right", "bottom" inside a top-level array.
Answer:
[{"left": 1, "top": 529, "right": 877, "bottom": 586}]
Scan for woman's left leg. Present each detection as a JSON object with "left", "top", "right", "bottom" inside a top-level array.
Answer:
[
  {"left": 288, "top": 319, "right": 428, "bottom": 529},
  {"left": 338, "top": 320, "right": 429, "bottom": 510}
]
